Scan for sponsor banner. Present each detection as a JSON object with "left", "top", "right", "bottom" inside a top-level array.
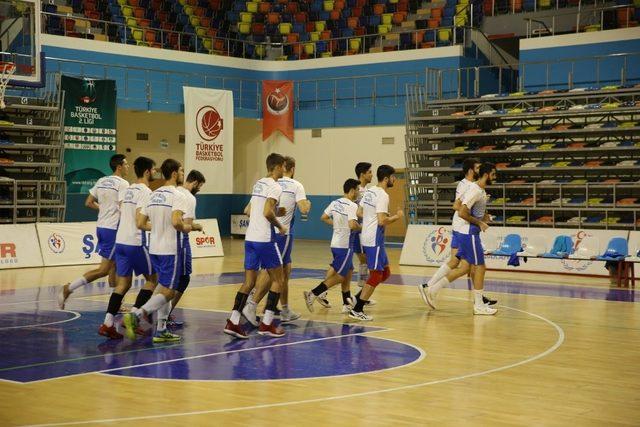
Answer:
[
  {"left": 61, "top": 76, "right": 117, "bottom": 194},
  {"left": 37, "top": 222, "right": 102, "bottom": 266},
  {"left": 0, "top": 224, "right": 43, "bottom": 269},
  {"left": 183, "top": 87, "right": 234, "bottom": 194},
  {"left": 190, "top": 219, "right": 224, "bottom": 258},
  {"left": 230, "top": 214, "right": 249, "bottom": 235},
  {"left": 262, "top": 80, "right": 294, "bottom": 142},
  {"left": 400, "top": 224, "right": 628, "bottom": 275}
]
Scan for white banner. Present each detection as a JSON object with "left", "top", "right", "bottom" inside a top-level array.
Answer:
[
  {"left": 0, "top": 224, "right": 43, "bottom": 269},
  {"left": 190, "top": 218, "right": 224, "bottom": 258},
  {"left": 230, "top": 214, "right": 249, "bottom": 235},
  {"left": 400, "top": 224, "right": 629, "bottom": 275},
  {"left": 37, "top": 222, "right": 102, "bottom": 266},
  {"left": 183, "top": 87, "right": 234, "bottom": 194}
]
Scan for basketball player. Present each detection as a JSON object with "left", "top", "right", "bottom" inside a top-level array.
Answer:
[
  {"left": 167, "top": 170, "right": 206, "bottom": 327},
  {"left": 303, "top": 178, "right": 360, "bottom": 314},
  {"left": 354, "top": 162, "right": 372, "bottom": 287},
  {"left": 424, "top": 162, "right": 498, "bottom": 315},
  {"left": 122, "top": 159, "right": 194, "bottom": 342},
  {"left": 223, "top": 153, "right": 288, "bottom": 339},
  {"left": 242, "top": 156, "right": 310, "bottom": 324},
  {"left": 418, "top": 158, "right": 497, "bottom": 306},
  {"left": 350, "top": 165, "right": 403, "bottom": 321},
  {"left": 58, "top": 154, "right": 129, "bottom": 309},
  {"left": 98, "top": 156, "right": 157, "bottom": 339}
]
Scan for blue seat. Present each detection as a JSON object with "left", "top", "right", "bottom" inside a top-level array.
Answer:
[
  {"left": 492, "top": 234, "right": 523, "bottom": 256},
  {"left": 596, "top": 237, "right": 628, "bottom": 261},
  {"left": 541, "top": 235, "right": 573, "bottom": 258}
]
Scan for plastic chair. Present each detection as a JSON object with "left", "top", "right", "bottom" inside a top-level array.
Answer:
[
  {"left": 518, "top": 235, "right": 547, "bottom": 257},
  {"left": 596, "top": 237, "right": 628, "bottom": 261},
  {"left": 568, "top": 237, "right": 600, "bottom": 260},
  {"left": 492, "top": 234, "right": 523, "bottom": 256},
  {"left": 541, "top": 235, "right": 574, "bottom": 258}
]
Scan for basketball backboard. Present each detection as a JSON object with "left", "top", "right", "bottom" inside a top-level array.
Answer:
[{"left": 0, "top": 0, "right": 43, "bottom": 87}]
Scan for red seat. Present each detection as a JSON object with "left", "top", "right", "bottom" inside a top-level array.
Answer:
[
  {"left": 334, "top": 0, "right": 345, "bottom": 10},
  {"left": 286, "top": 33, "right": 299, "bottom": 43},
  {"left": 195, "top": 7, "right": 206, "bottom": 16},
  {"left": 320, "top": 30, "right": 332, "bottom": 39},
  {"left": 200, "top": 16, "right": 211, "bottom": 26},
  {"left": 259, "top": 2, "right": 271, "bottom": 13},
  {"left": 294, "top": 12, "right": 307, "bottom": 22},
  {"left": 85, "top": 10, "right": 101, "bottom": 20},
  {"left": 351, "top": 7, "right": 362, "bottom": 17},
  {"left": 145, "top": 29, "right": 156, "bottom": 43},
  {"left": 305, "top": 21, "right": 315, "bottom": 32},
  {"left": 286, "top": 2, "right": 299, "bottom": 13},
  {"left": 84, "top": 0, "right": 97, "bottom": 11},
  {"left": 267, "top": 12, "right": 280, "bottom": 24},
  {"left": 392, "top": 12, "right": 406, "bottom": 25},
  {"left": 330, "top": 10, "right": 340, "bottom": 20},
  {"left": 207, "top": 27, "right": 218, "bottom": 36},
  {"left": 354, "top": 26, "right": 365, "bottom": 35},
  {"left": 373, "top": 3, "right": 385, "bottom": 14},
  {"left": 133, "top": 7, "right": 145, "bottom": 19},
  {"left": 347, "top": 16, "right": 358, "bottom": 28},
  {"left": 214, "top": 38, "right": 225, "bottom": 50},
  {"left": 64, "top": 18, "right": 75, "bottom": 33},
  {"left": 161, "top": 21, "right": 175, "bottom": 31},
  {"left": 157, "top": 10, "right": 168, "bottom": 22},
  {"left": 129, "top": 0, "right": 139, "bottom": 7},
  {"left": 252, "top": 22, "right": 265, "bottom": 34}
]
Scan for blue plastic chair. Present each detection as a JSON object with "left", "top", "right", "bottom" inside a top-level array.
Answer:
[
  {"left": 596, "top": 237, "right": 629, "bottom": 261},
  {"left": 492, "top": 234, "right": 523, "bottom": 256},
  {"left": 541, "top": 235, "right": 573, "bottom": 258}
]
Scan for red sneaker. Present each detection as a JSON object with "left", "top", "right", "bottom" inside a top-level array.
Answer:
[
  {"left": 257, "top": 322, "right": 285, "bottom": 337},
  {"left": 98, "top": 324, "right": 123, "bottom": 339},
  {"left": 223, "top": 319, "right": 249, "bottom": 339}
]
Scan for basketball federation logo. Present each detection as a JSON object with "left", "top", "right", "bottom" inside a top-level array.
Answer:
[
  {"left": 48, "top": 233, "right": 66, "bottom": 254},
  {"left": 196, "top": 106, "right": 224, "bottom": 141},
  {"left": 80, "top": 79, "right": 97, "bottom": 104},
  {"left": 266, "top": 87, "right": 290, "bottom": 116},
  {"left": 422, "top": 227, "right": 450, "bottom": 263}
]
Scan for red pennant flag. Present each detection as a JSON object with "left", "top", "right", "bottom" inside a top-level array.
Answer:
[{"left": 263, "top": 80, "right": 294, "bottom": 142}]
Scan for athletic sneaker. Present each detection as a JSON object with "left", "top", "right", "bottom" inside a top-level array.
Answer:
[
  {"left": 152, "top": 330, "right": 181, "bottom": 343},
  {"left": 425, "top": 288, "right": 437, "bottom": 310},
  {"left": 98, "top": 324, "right": 123, "bottom": 340},
  {"left": 280, "top": 308, "right": 300, "bottom": 323},
  {"left": 122, "top": 312, "right": 140, "bottom": 340},
  {"left": 341, "top": 304, "right": 352, "bottom": 314},
  {"left": 57, "top": 284, "right": 71, "bottom": 310},
  {"left": 167, "top": 314, "right": 184, "bottom": 328},
  {"left": 349, "top": 309, "right": 373, "bottom": 321},
  {"left": 418, "top": 283, "right": 430, "bottom": 306},
  {"left": 303, "top": 290, "right": 316, "bottom": 313},
  {"left": 258, "top": 322, "right": 285, "bottom": 337},
  {"left": 483, "top": 295, "right": 498, "bottom": 306},
  {"left": 317, "top": 291, "right": 331, "bottom": 308},
  {"left": 242, "top": 302, "right": 259, "bottom": 327},
  {"left": 224, "top": 319, "right": 248, "bottom": 339},
  {"left": 473, "top": 304, "right": 498, "bottom": 315}
]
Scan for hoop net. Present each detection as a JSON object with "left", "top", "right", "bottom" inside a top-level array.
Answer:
[{"left": 0, "top": 62, "right": 16, "bottom": 110}]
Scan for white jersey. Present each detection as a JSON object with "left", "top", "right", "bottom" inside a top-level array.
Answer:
[
  {"left": 89, "top": 175, "right": 129, "bottom": 230},
  {"left": 176, "top": 186, "right": 197, "bottom": 242},
  {"left": 359, "top": 186, "right": 389, "bottom": 247},
  {"left": 115, "top": 183, "right": 152, "bottom": 246},
  {"left": 355, "top": 184, "right": 367, "bottom": 205},
  {"left": 275, "top": 177, "right": 307, "bottom": 236},
  {"left": 140, "top": 185, "right": 188, "bottom": 255},
  {"left": 458, "top": 182, "right": 488, "bottom": 234},
  {"left": 245, "top": 177, "right": 283, "bottom": 243},
  {"left": 324, "top": 197, "right": 358, "bottom": 249},
  {"left": 452, "top": 178, "right": 473, "bottom": 233}
]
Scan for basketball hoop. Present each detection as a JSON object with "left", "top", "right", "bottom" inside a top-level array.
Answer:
[{"left": 0, "top": 62, "right": 16, "bottom": 109}]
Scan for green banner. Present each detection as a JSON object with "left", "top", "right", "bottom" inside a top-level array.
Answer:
[{"left": 62, "top": 76, "right": 117, "bottom": 194}]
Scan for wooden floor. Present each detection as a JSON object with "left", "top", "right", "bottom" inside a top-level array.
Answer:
[{"left": 1, "top": 238, "right": 639, "bottom": 426}]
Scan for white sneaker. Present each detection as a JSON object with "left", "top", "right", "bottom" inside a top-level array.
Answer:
[
  {"left": 57, "top": 284, "right": 71, "bottom": 310},
  {"left": 417, "top": 283, "right": 430, "bottom": 306},
  {"left": 317, "top": 291, "right": 332, "bottom": 308},
  {"left": 280, "top": 308, "right": 300, "bottom": 323},
  {"left": 341, "top": 304, "right": 352, "bottom": 314},
  {"left": 303, "top": 291, "right": 316, "bottom": 313},
  {"left": 241, "top": 302, "right": 259, "bottom": 326},
  {"left": 349, "top": 309, "right": 373, "bottom": 321},
  {"left": 473, "top": 304, "right": 497, "bottom": 315},
  {"left": 425, "top": 288, "right": 437, "bottom": 310}
]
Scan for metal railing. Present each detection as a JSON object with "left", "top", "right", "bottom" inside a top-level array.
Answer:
[
  {"left": 525, "top": 3, "right": 639, "bottom": 37},
  {"left": 484, "top": 0, "right": 604, "bottom": 17}
]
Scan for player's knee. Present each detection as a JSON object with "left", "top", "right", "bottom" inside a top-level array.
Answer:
[
  {"left": 176, "top": 275, "right": 190, "bottom": 293},
  {"left": 366, "top": 270, "right": 384, "bottom": 288},
  {"left": 382, "top": 266, "right": 391, "bottom": 282}
]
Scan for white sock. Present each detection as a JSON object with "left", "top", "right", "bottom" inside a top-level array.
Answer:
[
  {"left": 430, "top": 276, "right": 450, "bottom": 294},
  {"left": 140, "top": 294, "right": 168, "bottom": 316},
  {"left": 104, "top": 312, "right": 114, "bottom": 327},
  {"left": 263, "top": 309, "right": 274, "bottom": 326},
  {"left": 156, "top": 301, "right": 170, "bottom": 331},
  {"left": 230, "top": 310, "right": 241, "bottom": 325},
  {"left": 68, "top": 276, "right": 88, "bottom": 292},
  {"left": 473, "top": 290, "right": 483, "bottom": 306},
  {"left": 428, "top": 264, "right": 451, "bottom": 286}
]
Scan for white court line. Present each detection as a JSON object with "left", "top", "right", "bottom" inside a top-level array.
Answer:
[
  {"left": 21, "top": 300, "right": 565, "bottom": 427},
  {"left": 0, "top": 299, "right": 57, "bottom": 307},
  {"left": 0, "top": 310, "right": 81, "bottom": 331}
]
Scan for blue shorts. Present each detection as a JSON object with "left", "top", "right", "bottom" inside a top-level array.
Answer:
[
  {"left": 96, "top": 227, "right": 117, "bottom": 260},
  {"left": 244, "top": 240, "right": 283, "bottom": 271},
  {"left": 275, "top": 234, "right": 293, "bottom": 265},
  {"left": 150, "top": 254, "right": 182, "bottom": 288},
  {"left": 181, "top": 239, "right": 192, "bottom": 276},
  {"left": 115, "top": 244, "right": 153, "bottom": 277},
  {"left": 455, "top": 233, "right": 485, "bottom": 266},
  {"left": 451, "top": 230, "right": 462, "bottom": 249},
  {"left": 351, "top": 232, "right": 364, "bottom": 254},
  {"left": 363, "top": 245, "right": 389, "bottom": 272},
  {"left": 331, "top": 247, "right": 353, "bottom": 277}
]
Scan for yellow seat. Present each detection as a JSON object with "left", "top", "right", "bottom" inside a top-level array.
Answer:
[
  {"left": 131, "top": 28, "right": 144, "bottom": 41},
  {"left": 349, "top": 37, "right": 361, "bottom": 51},
  {"left": 135, "top": 40, "right": 149, "bottom": 47},
  {"left": 304, "top": 42, "right": 315, "bottom": 55},
  {"left": 255, "top": 44, "right": 266, "bottom": 57},
  {"left": 178, "top": 0, "right": 186, "bottom": 4},
  {"left": 538, "top": 0, "right": 551, "bottom": 7},
  {"left": 246, "top": 1, "right": 258, "bottom": 12},
  {"left": 126, "top": 17, "right": 138, "bottom": 27},
  {"left": 196, "top": 26, "right": 207, "bottom": 37},
  {"left": 184, "top": 5, "right": 194, "bottom": 15},
  {"left": 378, "top": 24, "right": 389, "bottom": 34},
  {"left": 454, "top": 15, "right": 467, "bottom": 26},
  {"left": 321, "top": 51, "right": 333, "bottom": 57},
  {"left": 117, "top": 0, "right": 127, "bottom": 5},
  {"left": 323, "top": 0, "right": 334, "bottom": 11},
  {"left": 438, "top": 28, "right": 451, "bottom": 42},
  {"left": 456, "top": 4, "right": 467, "bottom": 12},
  {"left": 121, "top": 5, "right": 133, "bottom": 16},
  {"left": 240, "top": 12, "right": 252, "bottom": 23},
  {"left": 279, "top": 23, "right": 292, "bottom": 34},
  {"left": 315, "top": 21, "right": 326, "bottom": 32},
  {"left": 276, "top": 55, "right": 288, "bottom": 60},
  {"left": 202, "top": 37, "right": 213, "bottom": 50},
  {"left": 382, "top": 13, "right": 393, "bottom": 24},
  {"left": 239, "top": 22, "right": 251, "bottom": 34},
  {"left": 190, "top": 16, "right": 201, "bottom": 27},
  {"left": 389, "top": 0, "right": 399, "bottom": 3},
  {"left": 310, "top": 31, "right": 320, "bottom": 41},
  {"left": 584, "top": 24, "right": 600, "bottom": 32}
]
